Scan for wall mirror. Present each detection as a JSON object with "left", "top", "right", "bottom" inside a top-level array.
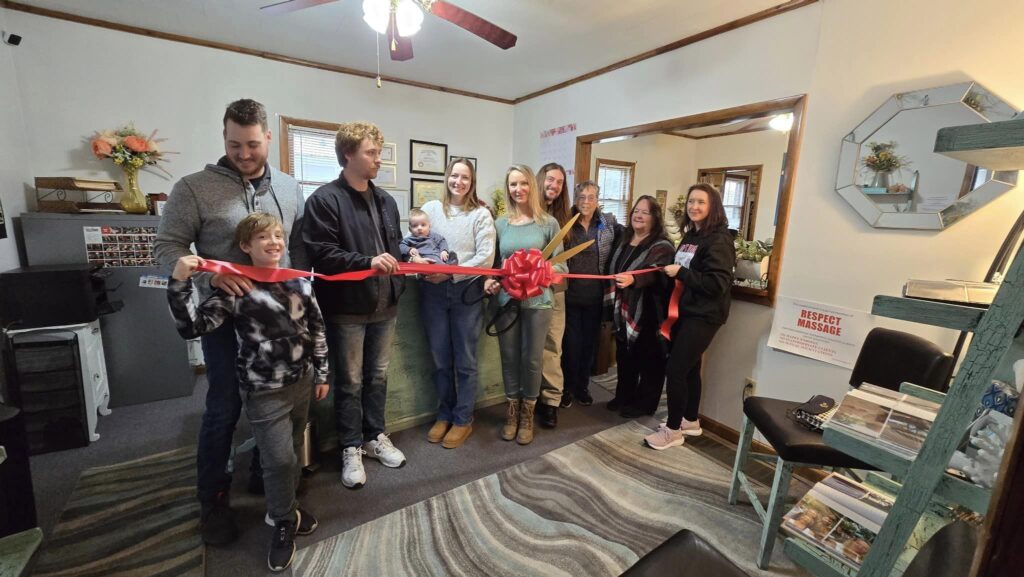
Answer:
[
  {"left": 575, "top": 95, "right": 806, "bottom": 306},
  {"left": 836, "top": 81, "right": 1019, "bottom": 229}
]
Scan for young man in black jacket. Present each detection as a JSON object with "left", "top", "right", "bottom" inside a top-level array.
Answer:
[{"left": 302, "top": 122, "right": 406, "bottom": 489}]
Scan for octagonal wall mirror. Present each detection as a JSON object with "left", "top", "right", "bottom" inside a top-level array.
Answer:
[{"left": 836, "top": 81, "right": 1019, "bottom": 229}]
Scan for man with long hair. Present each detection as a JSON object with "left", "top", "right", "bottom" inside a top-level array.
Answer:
[{"left": 536, "top": 162, "right": 571, "bottom": 428}]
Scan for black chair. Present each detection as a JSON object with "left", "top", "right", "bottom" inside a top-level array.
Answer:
[
  {"left": 727, "top": 327, "right": 954, "bottom": 568},
  {"left": 620, "top": 529, "right": 750, "bottom": 577}
]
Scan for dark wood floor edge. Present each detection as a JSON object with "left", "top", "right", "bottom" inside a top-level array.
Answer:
[{"left": 698, "top": 412, "right": 829, "bottom": 485}]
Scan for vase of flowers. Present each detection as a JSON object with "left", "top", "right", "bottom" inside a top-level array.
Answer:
[
  {"left": 861, "top": 141, "right": 908, "bottom": 191},
  {"left": 90, "top": 124, "right": 171, "bottom": 214}
]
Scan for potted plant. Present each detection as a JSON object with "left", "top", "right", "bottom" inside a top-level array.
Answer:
[
  {"left": 735, "top": 237, "right": 773, "bottom": 281},
  {"left": 861, "top": 141, "right": 909, "bottom": 191}
]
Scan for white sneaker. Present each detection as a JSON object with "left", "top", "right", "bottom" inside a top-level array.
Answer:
[
  {"left": 341, "top": 447, "right": 366, "bottom": 489},
  {"left": 364, "top": 433, "right": 407, "bottom": 468}
]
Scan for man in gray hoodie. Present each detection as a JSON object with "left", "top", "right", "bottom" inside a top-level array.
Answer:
[{"left": 154, "top": 99, "right": 309, "bottom": 546}]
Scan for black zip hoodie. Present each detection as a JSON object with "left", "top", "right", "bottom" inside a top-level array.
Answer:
[
  {"left": 674, "top": 227, "right": 735, "bottom": 325},
  {"left": 302, "top": 176, "right": 405, "bottom": 318}
]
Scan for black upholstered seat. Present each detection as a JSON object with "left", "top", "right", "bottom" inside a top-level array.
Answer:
[
  {"left": 620, "top": 529, "right": 750, "bottom": 577},
  {"left": 728, "top": 327, "right": 954, "bottom": 569}
]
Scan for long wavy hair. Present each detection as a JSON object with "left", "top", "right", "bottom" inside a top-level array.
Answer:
[
  {"left": 623, "top": 195, "right": 668, "bottom": 245},
  {"left": 678, "top": 183, "right": 728, "bottom": 234},
  {"left": 442, "top": 157, "right": 483, "bottom": 216},
  {"left": 504, "top": 164, "right": 551, "bottom": 224},
  {"left": 537, "top": 162, "right": 571, "bottom": 226}
]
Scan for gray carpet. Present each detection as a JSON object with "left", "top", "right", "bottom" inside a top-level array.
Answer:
[{"left": 293, "top": 421, "right": 806, "bottom": 577}]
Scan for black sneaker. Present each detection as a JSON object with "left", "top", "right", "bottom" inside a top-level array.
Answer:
[
  {"left": 577, "top": 389, "right": 594, "bottom": 406},
  {"left": 606, "top": 398, "right": 621, "bottom": 412},
  {"left": 267, "top": 507, "right": 319, "bottom": 536},
  {"left": 559, "top": 393, "right": 574, "bottom": 409},
  {"left": 267, "top": 513, "right": 298, "bottom": 572},
  {"left": 200, "top": 492, "right": 239, "bottom": 546},
  {"left": 538, "top": 403, "right": 558, "bottom": 429}
]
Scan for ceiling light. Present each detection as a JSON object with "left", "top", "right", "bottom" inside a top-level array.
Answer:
[
  {"left": 769, "top": 113, "right": 794, "bottom": 132},
  {"left": 362, "top": 0, "right": 390, "bottom": 35},
  {"left": 395, "top": 0, "right": 424, "bottom": 37}
]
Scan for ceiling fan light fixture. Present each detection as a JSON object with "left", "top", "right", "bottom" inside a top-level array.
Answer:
[
  {"left": 769, "top": 113, "right": 794, "bottom": 132},
  {"left": 395, "top": 0, "right": 424, "bottom": 36},
  {"left": 362, "top": 0, "right": 390, "bottom": 34}
]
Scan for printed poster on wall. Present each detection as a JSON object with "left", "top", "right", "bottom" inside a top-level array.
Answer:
[
  {"left": 84, "top": 225, "right": 158, "bottom": 268},
  {"left": 767, "top": 296, "right": 874, "bottom": 369},
  {"left": 539, "top": 123, "right": 577, "bottom": 194}
]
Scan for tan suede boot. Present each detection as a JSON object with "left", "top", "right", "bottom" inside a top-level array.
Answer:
[
  {"left": 501, "top": 397, "right": 519, "bottom": 441},
  {"left": 427, "top": 420, "right": 451, "bottom": 443},
  {"left": 441, "top": 424, "right": 473, "bottom": 449},
  {"left": 517, "top": 399, "right": 537, "bottom": 445}
]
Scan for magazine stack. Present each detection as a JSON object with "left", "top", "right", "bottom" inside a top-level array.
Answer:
[
  {"left": 823, "top": 384, "right": 941, "bottom": 458},
  {"left": 782, "top": 473, "right": 893, "bottom": 569}
]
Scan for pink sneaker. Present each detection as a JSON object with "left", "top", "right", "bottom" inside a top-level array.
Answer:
[
  {"left": 645, "top": 426, "right": 685, "bottom": 450},
  {"left": 660, "top": 419, "right": 703, "bottom": 437}
]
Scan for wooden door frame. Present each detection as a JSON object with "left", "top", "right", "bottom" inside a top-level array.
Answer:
[{"left": 575, "top": 95, "right": 806, "bottom": 307}]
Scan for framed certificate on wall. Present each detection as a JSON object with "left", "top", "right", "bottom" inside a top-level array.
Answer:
[
  {"left": 410, "top": 140, "right": 448, "bottom": 175},
  {"left": 411, "top": 178, "right": 446, "bottom": 209}
]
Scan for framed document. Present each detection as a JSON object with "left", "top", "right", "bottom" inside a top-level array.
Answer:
[
  {"left": 381, "top": 142, "right": 397, "bottom": 165},
  {"left": 411, "top": 178, "right": 446, "bottom": 209},
  {"left": 375, "top": 164, "right": 397, "bottom": 188},
  {"left": 410, "top": 140, "right": 448, "bottom": 175},
  {"left": 385, "top": 189, "right": 410, "bottom": 221}
]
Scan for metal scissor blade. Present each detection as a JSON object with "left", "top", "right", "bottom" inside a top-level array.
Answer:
[
  {"left": 549, "top": 239, "right": 594, "bottom": 265},
  {"left": 541, "top": 213, "right": 580, "bottom": 260}
]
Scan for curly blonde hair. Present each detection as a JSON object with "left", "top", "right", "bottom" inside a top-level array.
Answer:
[{"left": 335, "top": 122, "right": 384, "bottom": 167}]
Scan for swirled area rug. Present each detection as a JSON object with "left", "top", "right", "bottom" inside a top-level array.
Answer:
[{"left": 293, "top": 421, "right": 805, "bottom": 577}]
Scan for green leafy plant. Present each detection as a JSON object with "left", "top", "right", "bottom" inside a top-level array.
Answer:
[
  {"left": 735, "top": 237, "right": 773, "bottom": 262},
  {"left": 491, "top": 187, "right": 506, "bottom": 216},
  {"left": 861, "top": 141, "right": 908, "bottom": 173}
]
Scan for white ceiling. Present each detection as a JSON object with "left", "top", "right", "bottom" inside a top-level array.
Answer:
[{"left": 10, "top": 0, "right": 788, "bottom": 100}]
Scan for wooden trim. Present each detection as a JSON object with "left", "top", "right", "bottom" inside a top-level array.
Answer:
[
  {"left": 0, "top": 0, "right": 515, "bottom": 105},
  {"left": 576, "top": 95, "right": 807, "bottom": 307},
  {"left": 698, "top": 413, "right": 829, "bottom": 485},
  {"left": 278, "top": 115, "right": 343, "bottom": 176},
  {"left": 661, "top": 131, "right": 698, "bottom": 140},
  {"left": 698, "top": 164, "right": 764, "bottom": 241},
  {"left": 691, "top": 125, "right": 774, "bottom": 140},
  {"left": 513, "top": 0, "right": 819, "bottom": 104},
  {"left": 595, "top": 158, "right": 637, "bottom": 210}
]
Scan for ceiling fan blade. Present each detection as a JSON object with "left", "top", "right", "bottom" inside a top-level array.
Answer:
[
  {"left": 428, "top": 0, "right": 517, "bottom": 50},
  {"left": 260, "top": 0, "right": 339, "bottom": 16},
  {"left": 388, "top": 12, "right": 415, "bottom": 61}
]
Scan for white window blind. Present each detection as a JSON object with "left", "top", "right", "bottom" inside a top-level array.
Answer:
[
  {"left": 596, "top": 161, "right": 634, "bottom": 223},
  {"left": 722, "top": 176, "right": 747, "bottom": 232},
  {"left": 286, "top": 123, "right": 339, "bottom": 199}
]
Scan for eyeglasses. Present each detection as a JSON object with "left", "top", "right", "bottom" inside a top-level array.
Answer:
[{"left": 577, "top": 196, "right": 598, "bottom": 203}]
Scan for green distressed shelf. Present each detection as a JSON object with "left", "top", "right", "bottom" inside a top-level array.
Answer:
[
  {"left": 871, "top": 295, "right": 984, "bottom": 331},
  {"left": 934, "top": 117, "right": 1024, "bottom": 171}
]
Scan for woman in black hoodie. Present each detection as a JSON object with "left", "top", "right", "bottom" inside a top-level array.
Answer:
[{"left": 645, "top": 183, "right": 735, "bottom": 450}]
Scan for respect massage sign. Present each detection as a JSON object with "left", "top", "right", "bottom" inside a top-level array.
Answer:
[{"left": 767, "top": 296, "right": 874, "bottom": 369}]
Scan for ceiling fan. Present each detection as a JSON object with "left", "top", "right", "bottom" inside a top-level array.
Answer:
[{"left": 260, "top": 0, "right": 517, "bottom": 61}]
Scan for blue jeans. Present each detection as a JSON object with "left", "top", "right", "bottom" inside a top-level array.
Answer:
[
  {"left": 327, "top": 318, "right": 396, "bottom": 449},
  {"left": 419, "top": 279, "right": 484, "bottom": 426},
  {"left": 197, "top": 321, "right": 254, "bottom": 503}
]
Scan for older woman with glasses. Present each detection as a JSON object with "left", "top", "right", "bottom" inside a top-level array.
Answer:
[
  {"left": 607, "top": 195, "right": 675, "bottom": 419},
  {"left": 560, "top": 180, "right": 620, "bottom": 408}
]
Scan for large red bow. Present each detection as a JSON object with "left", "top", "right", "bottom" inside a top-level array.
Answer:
[{"left": 500, "top": 248, "right": 560, "bottom": 301}]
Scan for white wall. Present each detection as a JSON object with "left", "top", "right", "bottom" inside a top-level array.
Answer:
[
  {"left": 513, "top": 0, "right": 1024, "bottom": 430},
  {"left": 2, "top": 9, "right": 514, "bottom": 235},
  {"left": 590, "top": 133, "right": 694, "bottom": 215},
  {"left": 0, "top": 8, "right": 31, "bottom": 271},
  {"left": 693, "top": 128, "right": 790, "bottom": 242}
]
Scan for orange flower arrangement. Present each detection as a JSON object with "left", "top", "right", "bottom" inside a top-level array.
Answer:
[{"left": 90, "top": 123, "right": 172, "bottom": 177}]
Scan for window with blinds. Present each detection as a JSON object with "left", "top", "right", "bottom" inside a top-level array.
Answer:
[
  {"left": 595, "top": 159, "right": 635, "bottom": 223},
  {"left": 284, "top": 120, "right": 340, "bottom": 199},
  {"left": 722, "top": 176, "right": 748, "bottom": 232}
]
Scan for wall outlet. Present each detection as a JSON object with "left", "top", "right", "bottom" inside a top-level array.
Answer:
[{"left": 742, "top": 378, "right": 756, "bottom": 399}]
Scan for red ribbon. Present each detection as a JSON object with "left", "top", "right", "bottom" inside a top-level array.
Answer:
[
  {"left": 195, "top": 248, "right": 664, "bottom": 303},
  {"left": 659, "top": 279, "right": 685, "bottom": 341}
]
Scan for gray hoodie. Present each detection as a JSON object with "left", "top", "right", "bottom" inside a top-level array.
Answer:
[{"left": 154, "top": 159, "right": 309, "bottom": 299}]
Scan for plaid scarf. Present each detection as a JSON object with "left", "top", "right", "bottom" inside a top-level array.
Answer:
[{"left": 606, "top": 238, "right": 674, "bottom": 348}]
